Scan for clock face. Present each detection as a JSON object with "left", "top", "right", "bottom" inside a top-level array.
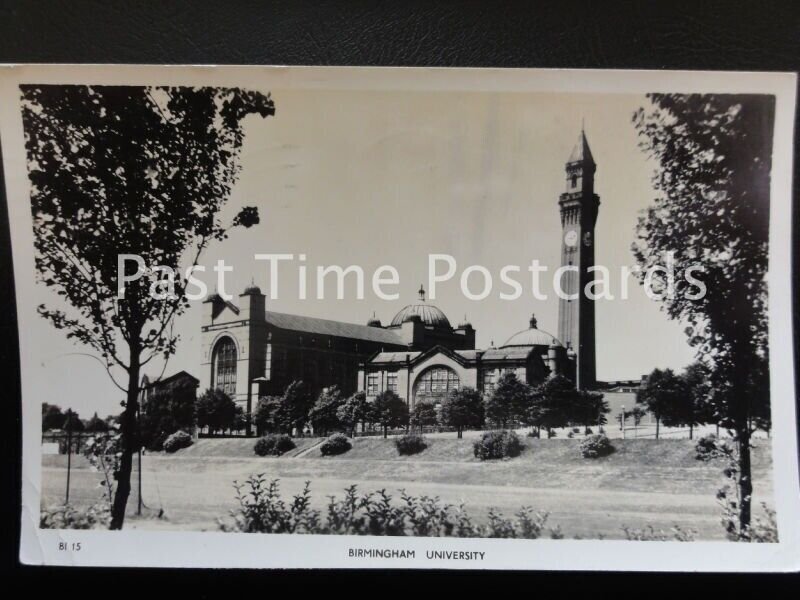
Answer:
[{"left": 564, "top": 229, "right": 578, "bottom": 247}]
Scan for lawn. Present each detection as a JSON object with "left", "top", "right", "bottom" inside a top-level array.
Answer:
[{"left": 40, "top": 436, "right": 775, "bottom": 540}]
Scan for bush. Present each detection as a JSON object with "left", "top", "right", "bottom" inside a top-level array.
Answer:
[
  {"left": 694, "top": 434, "right": 719, "bottom": 460},
  {"left": 221, "top": 475, "right": 555, "bottom": 538},
  {"left": 395, "top": 433, "right": 427, "bottom": 456},
  {"left": 320, "top": 433, "right": 351, "bottom": 456},
  {"left": 473, "top": 430, "right": 523, "bottom": 460},
  {"left": 579, "top": 434, "right": 613, "bottom": 458},
  {"left": 40, "top": 502, "right": 110, "bottom": 529},
  {"left": 254, "top": 434, "right": 296, "bottom": 457},
  {"left": 163, "top": 430, "right": 193, "bottom": 453}
]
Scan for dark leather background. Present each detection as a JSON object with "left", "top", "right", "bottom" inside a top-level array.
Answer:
[{"left": 0, "top": 0, "right": 797, "bottom": 584}]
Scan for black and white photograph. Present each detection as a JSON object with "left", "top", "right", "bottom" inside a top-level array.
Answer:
[{"left": 1, "top": 65, "right": 797, "bottom": 570}]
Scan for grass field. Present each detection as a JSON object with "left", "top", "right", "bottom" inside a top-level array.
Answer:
[{"left": 40, "top": 435, "right": 775, "bottom": 539}]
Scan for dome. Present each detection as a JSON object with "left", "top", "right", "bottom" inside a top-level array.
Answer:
[
  {"left": 501, "top": 313, "right": 562, "bottom": 348},
  {"left": 241, "top": 283, "right": 263, "bottom": 295},
  {"left": 367, "top": 312, "right": 382, "bottom": 328},
  {"left": 391, "top": 304, "right": 451, "bottom": 329}
]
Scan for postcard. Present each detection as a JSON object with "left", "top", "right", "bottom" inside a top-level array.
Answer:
[{"left": 1, "top": 65, "right": 797, "bottom": 570}]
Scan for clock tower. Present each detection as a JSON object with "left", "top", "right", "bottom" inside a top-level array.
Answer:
[{"left": 557, "top": 128, "right": 599, "bottom": 389}]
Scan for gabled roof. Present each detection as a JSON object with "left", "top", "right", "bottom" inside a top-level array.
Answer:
[
  {"left": 264, "top": 311, "right": 405, "bottom": 346},
  {"left": 482, "top": 347, "right": 535, "bottom": 361},
  {"left": 567, "top": 130, "right": 595, "bottom": 165}
]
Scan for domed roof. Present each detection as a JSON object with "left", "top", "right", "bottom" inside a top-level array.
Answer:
[
  {"left": 390, "top": 304, "right": 451, "bottom": 329},
  {"left": 241, "top": 282, "right": 263, "bottom": 295},
  {"left": 367, "top": 312, "right": 382, "bottom": 328},
  {"left": 390, "top": 284, "right": 452, "bottom": 329},
  {"left": 501, "top": 314, "right": 562, "bottom": 348}
]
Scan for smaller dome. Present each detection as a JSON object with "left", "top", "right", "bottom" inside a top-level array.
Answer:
[
  {"left": 501, "top": 313, "right": 562, "bottom": 348},
  {"left": 367, "top": 312, "right": 382, "bottom": 327},
  {"left": 242, "top": 283, "right": 263, "bottom": 295},
  {"left": 457, "top": 314, "right": 473, "bottom": 329}
]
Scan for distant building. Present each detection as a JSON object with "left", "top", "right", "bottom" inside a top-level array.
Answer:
[{"left": 139, "top": 370, "right": 200, "bottom": 412}]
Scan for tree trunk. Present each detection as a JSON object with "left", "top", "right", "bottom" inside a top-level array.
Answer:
[
  {"left": 737, "top": 426, "right": 753, "bottom": 537},
  {"left": 457, "top": 427, "right": 462, "bottom": 439},
  {"left": 689, "top": 422, "right": 694, "bottom": 440},
  {"left": 383, "top": 425, "right": 387, "bottom": 439},
  {"left": 655, "top": 417, "right": 660, "bottom": 440},
  {"left": 110, "top": 354, "right": 140, "bottom": 530}
]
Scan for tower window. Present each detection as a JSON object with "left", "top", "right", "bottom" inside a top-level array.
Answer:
[
  {"left": 571, "top": 174, "right": 578, "bottom": 188},
  {"left": 212, "top": 337, "right": 237, "bottom": 397}
]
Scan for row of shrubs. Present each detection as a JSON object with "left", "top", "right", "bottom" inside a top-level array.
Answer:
[{"left": 252, "top": 431, "right": 616, "bottom": 460}]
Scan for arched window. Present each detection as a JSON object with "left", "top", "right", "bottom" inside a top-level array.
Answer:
[
  {"left": 571, "top": 174, "right": 578, "bottom": 188},
  {"left": 413, "top": 366, "right": 460, "bottom": 405},
  {"left": 212, "top": 337, "right": 237, "bottom": 397}
]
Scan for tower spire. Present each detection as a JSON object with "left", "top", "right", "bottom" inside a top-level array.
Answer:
[{"left": 418, "top": 284, "right": 426, "bottom": 302}]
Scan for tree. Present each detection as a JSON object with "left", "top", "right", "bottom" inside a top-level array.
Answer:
[
  {"left": 254, "top": 381, "right": 314, "bottom": 436},
  {"left": 336, "top": 392, "right": 370, "bottom": 437},
  {"left": 22, "top": 85, "right": 274, "bottom": 529},
  {"left": 372, "top": 390, "right": 409, "bottom": 438},
  {"left": 485, "top": 372, "right": 531, "bottom": 429},
  {"left": 410, "top": 400, "right": 438, "bottom": 432},
  {"left": 254, "top": 395, "right": 285, "bottom": 435},
  {"left": 85, "top": 412, "right": 109, "bottom": 433},
  {"left": 633, "top": 93, "right": 773, "bottom": 535},
  {"left": 42, "top": 403, "right": 65, "bottom": 431},
  {"left": 63, "top": 410, "right": 85, "bottom": 433},
  {"left": 308, "top": 386, "right": 345, "bottom": 436},
  {"left": 636, "top": 368, "right": 686, "bottom": 439},
  {"left": 138, "top": 377, "right": 197, "bottom": 449},
  {"left": 681, "top": 361, "right": 715, "bottom": 439},
  {"left": 439, "top": 387, "right": 484, "bottom": 438},
  {"left": 195, "top": 388, "right": 237, "bottom": 435},
  {"left": 528, "top": 375, "right": 577, "bottom": 437},
  {"left": 573, "top": 390, "right": 610, "bottom": 434}
]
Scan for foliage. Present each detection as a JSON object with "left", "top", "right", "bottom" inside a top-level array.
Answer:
[
  {"left": 162, "top": 430, "right": 193, "bottom": 453},
  {"left": 254, "top": 395, "right": 283, "bottom": 434},
  {"left": 221, "top": 476, "right": 555, "bottom": 539},
  {"left": 621, "top": 525, "right": 696, "bottom": 542},
  {"left": 572, "top": 390, "right": 610, "bottom": 431},
  {"left": 395, "top": 433, "right": 427, "bottom": 456},
  {"left": 473, "top": 430, "right": 523, "bottom": 461},
  {"left": 636, "top": 368, "right": 686, "bottom": 438},
  {"left": 63, "top": 410, "right": 85, "bottom": 433},
  {"left": 308, "top": 385, "right": 345, "bottom": 436},
  {"left": 485, "top": 372, "right": 532, "bottom": 429},
  {"left": 139, "top": 377, "right": 197, "bottom": 450},
  {"left": 372, "top": 390, "right": 409, "bottom": 438},
  {"left": 633, "top": 93, "right": 773, "bottom": 532},
  {"left": 22, "top": 84, "right": 274, "bottom": 529},
  {"left": 40, "top": 503, "right": 110, "bottom": 530},
  {"left": 694, "top": 434, "right": 720, "bottom": 461},
  {"left": 257, "top": 381, "right": 315, "bottom": 435},
  {"left": 253, "top": 433, "right": 296, "bottom": 457},
  {"left": 410, "top": 400, "right": 438, "bottom": 431},
  {"left": 42, "top": 403, "right": 65, "bottom": 431},
  {"left": 439, "top": 387, "right": 484, "bottom": 438},
  {"left": 82, "top": 430, "right": 121, "bottom": 515},
  {"left": 320, "top": 433, "right": 352, "bottom": 456},
  {"left": 336, "top": 391, "right": 371, "bottom": 437},
  {"left": 527, "top": 375, "right": 578, "bottom": 436},
  {"left": 84, "top": 412, "right": 109, "bottom": 433},
  {"left": 579, "top": 434, "right": 614, "bottom": 458},
  {"left": 195, "top": 388, "right": 238, "bottom": 434}
]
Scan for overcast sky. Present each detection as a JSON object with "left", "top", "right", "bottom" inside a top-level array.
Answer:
[{"left": 28, "top": 86, "right": 697, "bottom": 418}]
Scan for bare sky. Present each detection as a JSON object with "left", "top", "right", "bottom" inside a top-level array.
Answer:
[{"left": 28, "top": 86, "right": 697, "bottom": 418}]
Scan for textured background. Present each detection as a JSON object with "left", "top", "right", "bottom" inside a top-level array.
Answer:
[{"left": 0, "top": 0, "right": 797, "bottom": 584}]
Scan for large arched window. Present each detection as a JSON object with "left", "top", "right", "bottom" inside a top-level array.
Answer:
[
  {"left": 212, "top": 337, "right": 237, "bottom": 397},
  {"left": 413, "top": 366, "right": 460, "bottom": 405}
]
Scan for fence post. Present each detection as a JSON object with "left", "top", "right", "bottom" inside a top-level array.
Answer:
[{"left": 65, "top": 409, "right": 72, "bottom": 505}]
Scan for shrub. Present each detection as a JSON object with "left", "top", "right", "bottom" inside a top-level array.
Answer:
[
  {"left": 320, "top": 433, "right": 351, "bottom": 456},
  {"left": 579, "top": 434, "right": 613, "bottom": 458},
  {"left": 622, "top": 524, "right": 696, "bottom": 541},
  {"left": 395, "top": 433, "right": 427, "bottom": 456},
  {"left": 694, "top": 434, "right": 719, "bottom": 460},
  {"left": 254, "top": 433, "right": 296, "bottom": 457},
  {"left": 473, "top": 430, "right": 523, "bottom": 460},
  {"left": 163, "top": 430, "right": 193, "bottom": 453},
  {"left": 40, "top": 502, "right": 110, "bottom": 529},
  {"left": 221, "top": 475, "right": 555, "bottom": 538}
]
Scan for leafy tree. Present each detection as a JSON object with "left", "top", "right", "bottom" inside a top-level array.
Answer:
[
  {"left": 42, "top": 403, "right": 65, "bottom": 432},
  {"left": 85, "top": 412, "right": 110, "bottom": 433},
  {"left": 681, "top": 361, "right": 716, "bottom": 439},
  {"left": 254, "top": 395, "right": 285, "bottom": 435},
  {"left": 195, "top": 388, "right": 238, "bottom": 435},
  {"left": 138, "top": 377, "right": 197, "bottom": 449},
  {"left": 633, "top": 93, "right": 773, "bottom": 534},
  {"left": 439, "top": 387, "right": 484, "bottom": 438},
  {"left": 336, "top": 392, "right": 371, "bottom": 437},
  {"left": 623, "top": 405, "right": 649, "bottom": 426},
  {"left": 254, "top": 381, "right": 314, "bottom": 436},
  {"left": 63, "top": 409, "right": 85, "bottom": 433},
  {"left": 309, "top": 386, "right": 345, "bottom": 436},
  {"left": 372, "top": 390, "right": 409, "bottom": 438},
  {"left": 636, "top": 368, "right": 686, "bottom": 440},
  {"left": 22, "top": 85, "right": 274, "bottom": 528},
  {"left": 528, "top": 375, "right": 578, "bottom": 437},
  {"left": 572, "top": 390, "right": 610, "bottom": 434},
  {"left": 485, "top": 372, "right": 531, "bottom": 429},
  {"left": 410, "top": 400, "right": 438, "bottom": 432}
]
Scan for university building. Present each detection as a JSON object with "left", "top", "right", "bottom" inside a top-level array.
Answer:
[{"left": 199, "top": 130, "right": 619, "bottom": 424}]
